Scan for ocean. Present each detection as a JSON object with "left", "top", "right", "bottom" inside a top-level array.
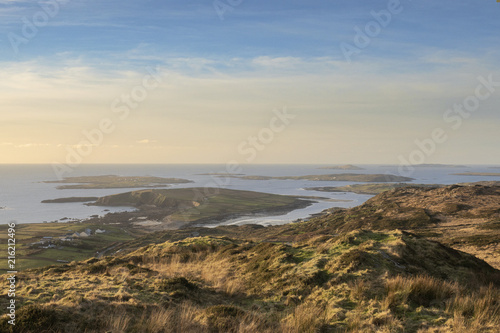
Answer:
[{"left": 1, "top": 164, "right": 499, "bottom": 226}]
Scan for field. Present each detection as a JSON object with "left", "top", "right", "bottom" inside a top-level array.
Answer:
[
  {"left": 0, "top": 188, "right": 311, "bottom": 271},
  {"left": 0, "top": 222, "right": 135, "bottom": 272}
]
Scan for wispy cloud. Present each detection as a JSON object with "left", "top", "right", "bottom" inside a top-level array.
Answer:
[{"left": 136, "top": 139, "right": 157, "bottom": 144}]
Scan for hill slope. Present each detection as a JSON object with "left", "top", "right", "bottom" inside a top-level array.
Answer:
[
  {"left": 288, "top": 184, "right": 500, "bottom": 269},
  {"left": 1, "top": 184, "right": 500, "bottom": 332},
  {"left": 1, "top": 230, "right": 499, "bottom": 332}
]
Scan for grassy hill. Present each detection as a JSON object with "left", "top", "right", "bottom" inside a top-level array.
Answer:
[
  {"left": 1, "top": 184, "right": 500, "bottom": 332},
  {"left": 0, "top": 188, "right": 311, "bottom": 272},
  {"left": 288, "top": 184, "right": 500, "bottom": 269}
]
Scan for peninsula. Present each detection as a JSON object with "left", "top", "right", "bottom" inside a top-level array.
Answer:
[
  {"left": 306, "top": 183, "right": 440, "bottom": 195},
  {"left": 91, "top": 187, "right": 313, "bottom": 227},
  {"left": 41, "top": 197, "right": 99, "bottom": 203},
  {"left": 453, "top": 172, "right": 500, "bottom": 177}
]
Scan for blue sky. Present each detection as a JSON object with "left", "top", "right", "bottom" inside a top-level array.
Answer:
[{"left": 1, "top": 0, "right": 499, "bottom": 164}]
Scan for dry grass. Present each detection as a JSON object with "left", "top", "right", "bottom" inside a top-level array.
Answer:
[
  {"left": 145, "top": 252, "right": 245, "bottom": 296},
  {"left": 281, "top": 302, "right": 328, "bottom": 333},
  {"left": 384, "top": 275, "right": 459, "bottom": 309},
  {"left": 2, "top": 231, "right": 499, "bottom": 333},
  {"left": 447, "top": 284, "right": 500, "bottom": 331}
]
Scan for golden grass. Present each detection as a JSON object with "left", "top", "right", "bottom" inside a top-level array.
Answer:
[{"left": 2, "top": 231, "right": 499, "bottom": 333}]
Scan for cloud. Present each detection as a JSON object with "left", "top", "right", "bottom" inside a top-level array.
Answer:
[
  {"left": 252, "top": 56, "right": 302, "bottom": 68},
  {"left": 1, "top": 51, "right": 499, "bottom": 164},
  {"left": 136, "top": 139, "right": 157, "bottom": 144},
  {"left": 14, "top": 143, "right": 52, "bottom": 148}
]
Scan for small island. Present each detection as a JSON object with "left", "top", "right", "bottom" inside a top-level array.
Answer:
[
  {"left": 43, "top": 175, "right": 193, "bottom": 189},
  {"left": 413, "top": 164, "right": 468, "bottom": 168},
  {"left": 196, "top": 173, "right": 245, "bottom": 176},
  {"left": 318, "top": 164, "right": 365, "bottom": 170},
  {"left": 221, "top": 173, "right": 414, "bottom": 182}
]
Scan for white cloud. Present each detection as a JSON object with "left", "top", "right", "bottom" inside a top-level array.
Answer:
[
  {"left": 252, "top": 56, "right": 302, "bottom": 68},
  {"left": 1, "top": 53, "right": 499, "bottom": 164},
  {"left": 136, "top": 139, "right": 157, "bottom": 144}
]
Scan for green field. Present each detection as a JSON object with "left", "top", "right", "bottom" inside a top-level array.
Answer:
[
  {"left": 1, "top": 188, "right": 311, "bottom": 271},
  {"left": 0, "top": 222, "right": 134, "bottom": 271}
]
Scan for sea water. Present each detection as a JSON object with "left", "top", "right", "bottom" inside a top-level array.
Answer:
[{"left": 0, "top": 164, "right": 498, "bottom": 226}]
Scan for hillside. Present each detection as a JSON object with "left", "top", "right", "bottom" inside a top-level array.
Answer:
[
  {"left": 1, "top": 184, "right": 499, "bottom": 332},
  {"left": 1, "top": 230, "right": 499, "bottom": 332},
  {"left": 0, "top": 189, "right": 312, "bottom": 271},
  {"left": 287, "top": 184, "right": 500, "bottom": 269}
]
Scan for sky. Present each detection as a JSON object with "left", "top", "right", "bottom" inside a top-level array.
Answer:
[{"left": 0, "top": 0, "right": 499, "bottom": 165}]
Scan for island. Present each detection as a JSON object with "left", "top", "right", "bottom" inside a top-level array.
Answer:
[
  {"left": 220, "top": 173, "right": 414, "bottom": 182},
  {"left": 412, "top": 164, "right": 468, "bottom": 168},
  {"left": 43, "top": 175, "right": 193, "bottom": 189},
  {"left": 306, "top": 183, "right": 440, "bottom": 195},
  {"left": 41, "top": 197, "right": 99, "bottom": 203},
  {"left": 453, "top": 172, "right": 500, "bottom": 177},
  {"left": 318, "top": 164, "right": 365, "bottom": 170},
  {"left": 196, "top": 173, "right": 245, "bottom": 176}
]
